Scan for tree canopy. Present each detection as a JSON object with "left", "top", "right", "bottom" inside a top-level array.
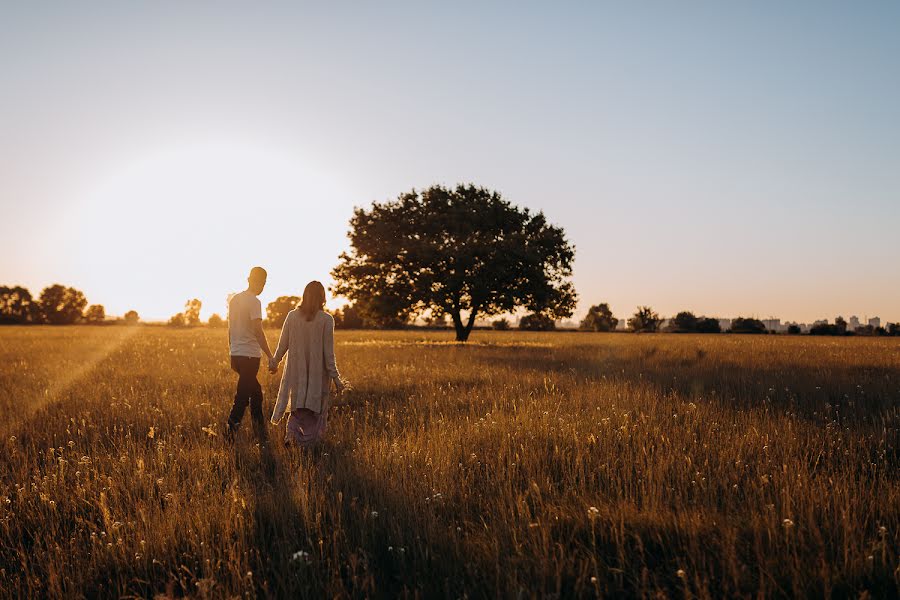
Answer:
[
  {"left": 84, "top": 305, "right": 106, "bottom": 324},
  {"left": 266, "top": 296, "right": 301, "bottom": 329},
  {"left": 0, "top": 286, "right": 35, "bottom": 324},
  {"left": 730, "top": 317, "right": 767, "bottom": 334},
  {"left": 331, "top": 184, "right": 577, "bottom": 341},
  {"left": 183, "top": 299, "right": 202, "bottom": 326},
  {"left": 580, "top": 303, "right": 618, "bottom": 332},
  {"left": 627, "top": 306, "right": 662, "bottom": 333},
  {"left": 38, "top": 284, "right": 87, "bottom": 325}
]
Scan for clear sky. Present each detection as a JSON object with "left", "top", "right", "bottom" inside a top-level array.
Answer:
[{"left": 1, "top": 2, "right": 898, "bottom": 323}]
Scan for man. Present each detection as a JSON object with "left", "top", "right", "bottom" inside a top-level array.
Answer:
[{"left": 226, "top": 266, "right": 273, "bottom": 439}]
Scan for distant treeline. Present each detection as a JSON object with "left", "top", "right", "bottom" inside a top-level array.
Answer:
[
  {"left": 4, "top": 284, "right": 898, "bottom": 336},
  {"left": 0, "top": 284, "right": 129, "bottom": 325}
]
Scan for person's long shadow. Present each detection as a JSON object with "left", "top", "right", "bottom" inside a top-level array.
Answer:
[
  {"left": 319, "top": 422, "right": 490, "bottom": 599},
  {"left": 233, "top": 422, "right": 314, "bottom": 597}
]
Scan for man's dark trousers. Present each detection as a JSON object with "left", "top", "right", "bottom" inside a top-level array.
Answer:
[{"left": 227, "top": 355, "right": 263, "bottom": 429}]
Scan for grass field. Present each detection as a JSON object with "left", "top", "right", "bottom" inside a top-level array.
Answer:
[{"left": 0, "top": 326, "right": 898, "bottom": 598}]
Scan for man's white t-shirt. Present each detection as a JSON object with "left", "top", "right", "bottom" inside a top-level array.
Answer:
[{"left": 229, "top": 290, "right": 263, "bottom": 357}]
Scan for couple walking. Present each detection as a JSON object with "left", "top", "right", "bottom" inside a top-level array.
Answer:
[{"left": 225, "top": 266, "right": 346, "bottom": 446}]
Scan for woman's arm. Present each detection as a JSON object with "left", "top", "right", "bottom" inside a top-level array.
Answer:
[{"left": 324, "top": 313, "right": 340, "bottom": 380}]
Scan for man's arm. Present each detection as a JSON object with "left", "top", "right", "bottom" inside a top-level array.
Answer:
[{"left": 252, "top": 319, "right": 273, "bottom": 360}]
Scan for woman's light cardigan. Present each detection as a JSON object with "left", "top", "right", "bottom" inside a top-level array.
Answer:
[{"left": 270, "top": 309, "right": 340, "bottom": 423}]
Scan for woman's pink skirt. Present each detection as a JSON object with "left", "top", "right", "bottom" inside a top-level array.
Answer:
[{"left": 285, "top": 408, "right": 327, "bottom": 447}]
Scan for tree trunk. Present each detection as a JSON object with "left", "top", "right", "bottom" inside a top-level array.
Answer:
[{"left": 452, "top": 309, "right": 478, "bottom": 342}]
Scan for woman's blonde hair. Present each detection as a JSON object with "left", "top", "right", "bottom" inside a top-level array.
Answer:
[{"left": 298, "top": 281, "right": 326, "bottom": 321}]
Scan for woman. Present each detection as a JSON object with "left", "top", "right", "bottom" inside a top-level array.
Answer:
[{"left": 269, "top": 281, "right": 345, "bottom": 446}]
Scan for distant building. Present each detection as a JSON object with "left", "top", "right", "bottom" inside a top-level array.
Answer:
[
  {"left": 718, "top": 318, "right": 732, "bottom": 331},
  {"left": 762, "top": 318, "right": 783, "bottom": 332},
  {"left": 849, "top": 316, "right": 860, "bottom": 330},
  {"left": 869, "top": 316, "right": 881, "bottom": 328}
]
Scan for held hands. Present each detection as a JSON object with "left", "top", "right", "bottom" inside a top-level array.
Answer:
[
  {"left": 268, "top": 357, "right": 279, "bottom": 374},
  {"left": 332, "top": 376, "right": 348, "bottom": 395}
]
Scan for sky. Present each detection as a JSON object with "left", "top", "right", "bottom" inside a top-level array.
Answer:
[{"left": 1, "top": 2, "right": 898, "bottom": 323}]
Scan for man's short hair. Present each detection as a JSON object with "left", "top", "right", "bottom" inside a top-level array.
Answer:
[{"left": 249, "top": 266, "right": 267, "bottom": 281}]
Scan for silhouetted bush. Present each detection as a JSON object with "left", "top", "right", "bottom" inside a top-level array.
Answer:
[
  {"left": 729, "top": 317, "right": 766, "bottom": 334},
  {"left": 519, "top": 313, "right": 555, "bottom": 331},
  {"left": 696, "top": 317, "right": 722, "bottom": 333},
  {"left": 628, "top": 306, "right": 662, "bottom": 333},
  {"left": 492, "top": 318, "right": 510, "bottom": 331}
]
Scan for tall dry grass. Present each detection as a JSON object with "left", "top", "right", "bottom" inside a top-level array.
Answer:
[{"left": 0, "top": 326, "right": 897, "bottom": 598}]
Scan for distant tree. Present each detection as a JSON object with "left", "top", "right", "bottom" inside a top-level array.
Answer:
[
  {"left": 167, "top": 312, "right": 186, "bottom": 327},
  {"left": 331, "top": 184, "right": 577, "bottom": 342},
  {"left": 696, "top": 317, "right": 722, "bottom": 333},
  {"left": 852, "top": 324, "right": 874, "bottom": 336},
  {"left": 183, "top": 299, "right": 202, "bottom": 326},
  {"left": 38, "top": 284, "right": 88, "bottom": 325},
  {"left": 580, "top": 303, "right": 618, "bottom": 332},
  {"left": 628, "top": 306, "right": 662, "bottom": 333},
  {"left": 0, "top": 285, "right": 35, "bottom": 324},
  {"left": 208, "top": 313, "right": 225, "bottom": 327},
  {"left": 834, "top": 316, "right": 848, "bottom": 335},
  {"left": 492, "top": 318, "right": 510, "bottom": 331},
  {"left": 83, "top": 304, "right": 106, "bottom": 324},
  {"left": 787, "top": 324, "right": 802, "bottom": 335},
  {"left": 889, "top": 322, "right": 900, "bottom": 336},
  {"left": 266, "top": 296, "right": 301, "bottom": 328},
  {"left": 123, "top": 310, "right": 140, "bottom": 324},
  {"left": 333, "top": 304, "right": 366, "bottom": 329},
  {"left": 668, "top": 311, "right": 699, "bottom": 333},
  {"left": 730, "top": 317, "right": 767, "bottom": 334},
  {"left": 519, "top": 312, "right": 556, "bottom": 331}
]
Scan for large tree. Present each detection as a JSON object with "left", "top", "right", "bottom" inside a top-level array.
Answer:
[
  {"left": 331, "top": 184, "right": 577, "bottom": 341},
  {"left": 38, "top": 284, "right": 87, "bottom": 325}
]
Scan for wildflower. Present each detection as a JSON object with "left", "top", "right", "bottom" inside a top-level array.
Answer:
[
  {"left": 676, "top": 569, "right": 686, "bottom": 579},
  {"left": 590, "top": 577, "right": 597, "bottom": 583},
  {"left": 291, "top": 550, "right": 310, "bottom": 562},
  {"left": 147, "top": 427, "right": 155, "bottom": 440},
  {"left": 782, "top": 518, "right": 794, "bottom": 529},
  {"left": 371, "top": 511, "right": 379, "bottom": 518},
  {"left": 588, "top": 506, "right": 600, "bottom": 517}
]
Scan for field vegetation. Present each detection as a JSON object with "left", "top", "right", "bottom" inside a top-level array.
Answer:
[{"left": 0, "top": 326, "right": 898, "bottom": 598}]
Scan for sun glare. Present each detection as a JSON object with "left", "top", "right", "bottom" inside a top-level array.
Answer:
[{"left": 65, "top": 141, "right": 355, "bottom": 320}]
